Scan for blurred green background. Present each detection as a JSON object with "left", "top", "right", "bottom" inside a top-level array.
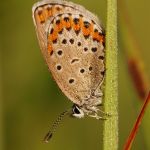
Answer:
[{"left": 0, "top": 0, "right": 150, "bottom": 150}]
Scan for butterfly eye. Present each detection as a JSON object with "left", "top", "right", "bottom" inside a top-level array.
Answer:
[{"left": 73, "top": 105, "right": 81, "bottom": 114}]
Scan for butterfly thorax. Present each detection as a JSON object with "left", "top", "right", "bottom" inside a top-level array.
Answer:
[{"left": 72, "top": 88, "right": 103, "bottom": 118}]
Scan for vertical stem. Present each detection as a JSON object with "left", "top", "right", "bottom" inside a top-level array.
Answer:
[
  {"left": 0, "top": 42, "right": 3, "bottom": 150},
  {"left": 103, "top": 0, "right": 118, "bottom": 149}
]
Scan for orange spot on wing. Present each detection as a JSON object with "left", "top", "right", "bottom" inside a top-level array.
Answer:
[
  {"left": 98, "top": 34, "right": 105, "bottom": 44},
  {"left": 45, "top": 7, "right": 52, "bottom": 18},
  {"left": 47, "top": 43, "right": 53, "bottom": 53},
  {"left": 66, "top": 20, "right": 71, "bottom": 29},
  {"left": 92, "top": 29, "right": 105, "bottom": 44},
  {"left": 51, "top": 6, "right": 63, "bottom": 16},
  {"left": 55, "top": 6, "right": 61, "bottom": 11},
  {"left": 89, "top": 23, "right": 94, "bottom": 33},
  {"left": 36, "top": 11, "right": 45, "bottom": 24},
  {"left": 82, "top": 23, "right": 93, "bottom": 37},
  {"left": 74, "top": 23, "right": 80, "bottom": 31},
  {"left": 82, "top": 28, "right": 89, "bottom": 36},
  {"left": 48, "top": 34, "right": 52, "bottom": 42},
  {"left": 56, "top": 22, "right": 63, "bottom": 33},
  {"left": 35, "top": 6, "right": 63, "bottom": 24},
  {"left": 48, "top": 29, "right": 58, "bottom": 42},
  {"left": 73, "top": 17, "right": 82, "bottom": 31},
  {"left": 92, "top": 31, "right": 99, "bottom": 40},
  {"left": 62, "top": 17, "right": 72, "bottom": 30}
]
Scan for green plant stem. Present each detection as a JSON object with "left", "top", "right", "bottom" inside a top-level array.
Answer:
[
  {"left": 103, "top": 0, "right": 118, "bottom": 150},
  {"left": 0, "top": 42, "right": 3, "bottom": 150}
]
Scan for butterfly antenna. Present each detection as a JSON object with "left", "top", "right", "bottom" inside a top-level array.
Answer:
[{"left": 43, "top": 109, "right": 71, "bottom": 143}]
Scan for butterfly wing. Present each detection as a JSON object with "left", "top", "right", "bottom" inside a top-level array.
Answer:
[{"left": 32, "top": 0, "right": 105, "bottom": 106}]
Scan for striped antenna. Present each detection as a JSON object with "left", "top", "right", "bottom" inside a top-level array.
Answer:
[{"left": 44, "top": 109, "right": 71, "bottom": 143}]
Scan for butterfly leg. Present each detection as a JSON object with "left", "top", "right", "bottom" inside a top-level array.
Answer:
[
  {"left": 86, "top": 106, "right": 110, "bottom": 117},
  {"left": 98, "top": 109, "right": 111, "bottom": 116},
  {"left": 88, "top": 113, "right": 107, "bottom": 120}
]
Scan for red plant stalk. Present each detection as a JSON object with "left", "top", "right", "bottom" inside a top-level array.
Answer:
[
  {"left": 128, "top": 58, "right": 149, "bottom": 100},
  {"left": 124, "top": 92, "right": 150, "bottom": 150},
  {"left": 119, "top": 0, "right": 150, "bottom": 100}
]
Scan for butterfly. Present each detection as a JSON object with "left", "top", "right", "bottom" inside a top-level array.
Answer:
[{"left": 32, "top": 0, "right": 106, "bottom": 141}]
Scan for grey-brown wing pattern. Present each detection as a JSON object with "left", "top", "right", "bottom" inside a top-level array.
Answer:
[
  {"left": 46, "top": 12, "right": 105, "bottom": 105},
  {"left": 32, "top": 0, "right": 105, "bottom": 106}
]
